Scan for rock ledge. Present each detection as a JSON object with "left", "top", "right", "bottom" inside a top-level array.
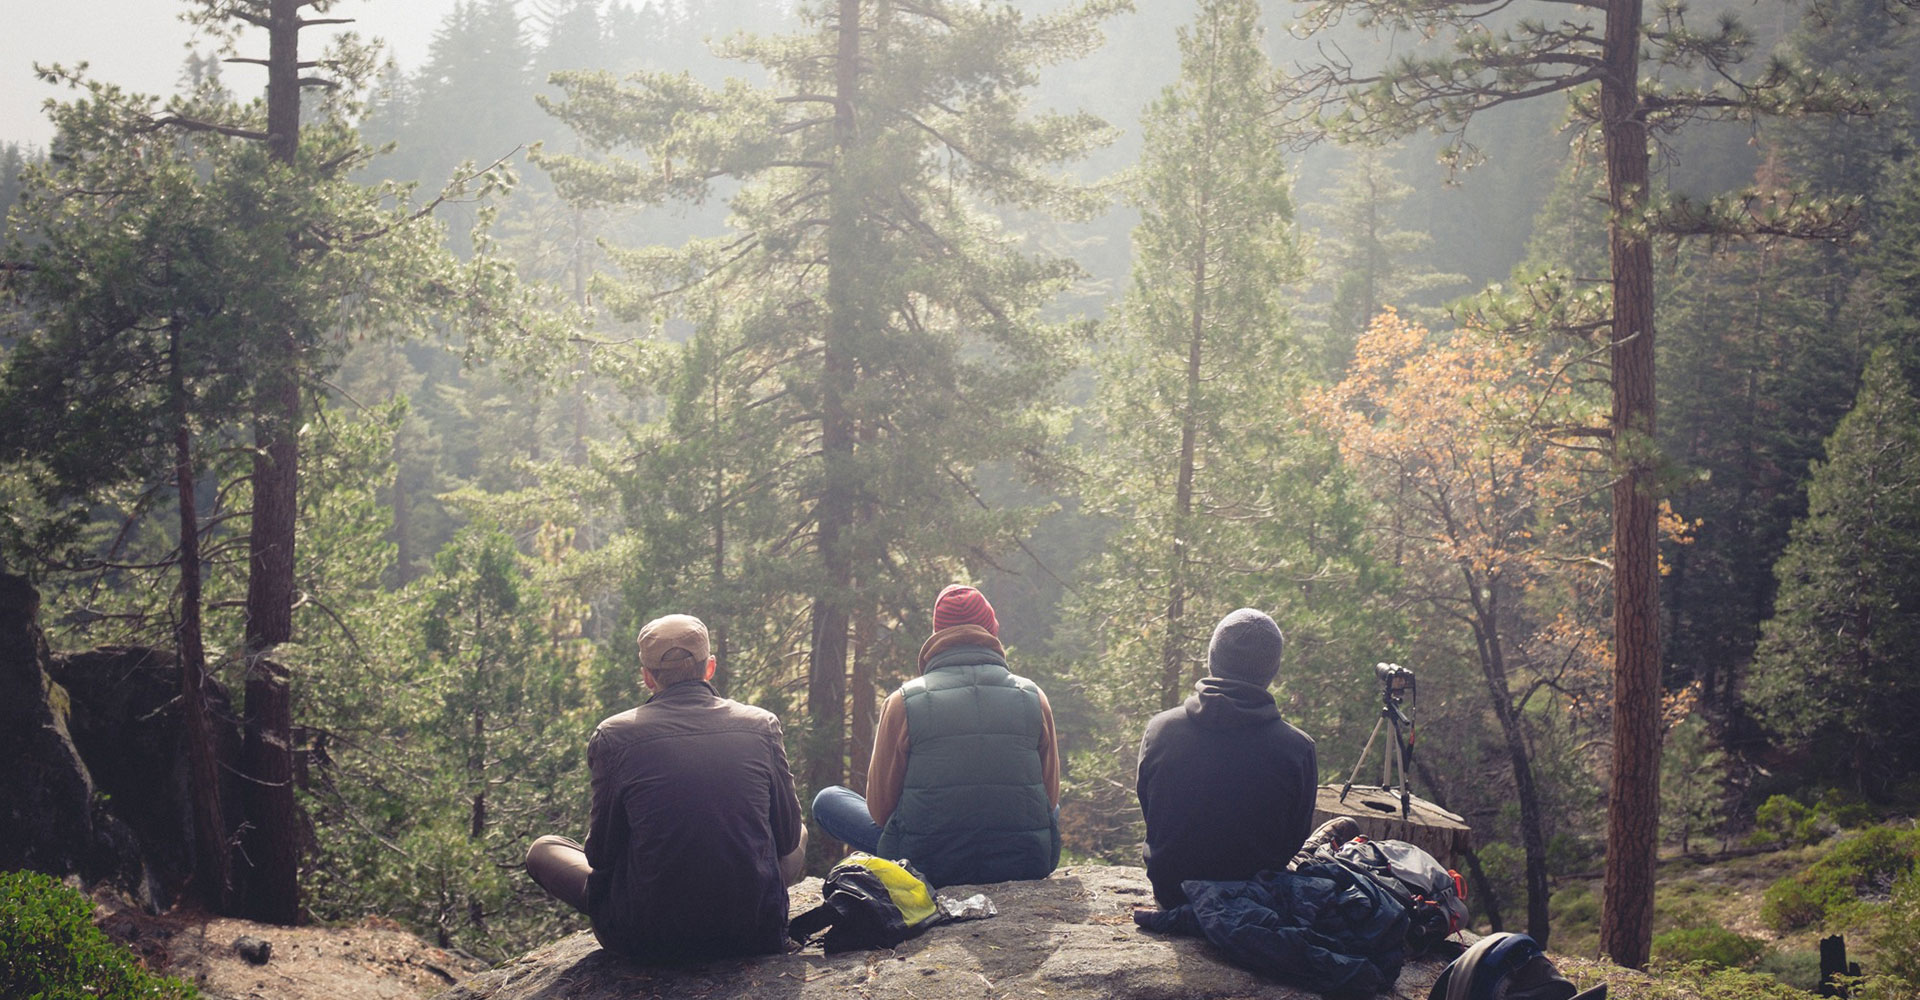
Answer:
[{"left": 435, "top": 865, "right": 1451, "bottom": 1000}]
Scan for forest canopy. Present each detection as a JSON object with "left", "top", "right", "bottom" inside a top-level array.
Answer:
[{"left": 3, "top": 0, "right": 1918, "bottom": 981}]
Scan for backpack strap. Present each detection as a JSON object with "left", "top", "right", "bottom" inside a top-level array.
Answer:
[{"left": 787, "top": 901, "right": 838, "bottom": 944}]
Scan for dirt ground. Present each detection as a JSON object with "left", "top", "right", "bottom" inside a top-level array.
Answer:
[{"left": 93, "top": 891, "right": 489, "bottom": 1000}]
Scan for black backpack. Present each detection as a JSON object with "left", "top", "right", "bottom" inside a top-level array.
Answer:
[
  {"left": 1429, "top": 932, "right": 1607, "bottom": 1000},
  {"left": 1331, "top": 837, "right": 1469, "bottom": 956},
  {"left": 787, "top": 854, "right": 943, "bottom": 953}
]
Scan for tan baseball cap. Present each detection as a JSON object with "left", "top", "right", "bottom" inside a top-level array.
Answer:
[{"left": 637, "top": 614, "right": 710, "bottom": 671}]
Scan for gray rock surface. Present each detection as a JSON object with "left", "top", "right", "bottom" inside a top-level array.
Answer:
[{"left": 436, "top": 865, "right": 1453, "bottom": 1000}]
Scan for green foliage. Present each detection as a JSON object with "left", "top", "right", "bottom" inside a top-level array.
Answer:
[
  {"left": 1745, "top": 349, "right": 1920, "bottom": 797},
  {"left": 1754, "top": 795, "right": 1825, "bottom": 849},
  {"left": 1761, "top": 826, "right": 1920, "bottom": 931},
  {"left": 1657, "top": 232, "right": 1868, "bottom": 729},
  {"left": 1651, "top": 926, "right": 1769, "bottom": 971},
  {"left": 1817, "top": 790, "right": 1879, "bottom": 831},
  {"left": 1753, "top": 949, "right": 1823, "bottom": 992},
  {"left": 1549, "top": 881, "right": 1602, "bottom": 953},
  {"left": 1301, "top": 145, "right": 1465, "bottom": 373},
  {"left": 1610, "top": 964, "right": 1827, "bottom": 1000},
  {"left": 1662, "top": 715, "right": 1729, "bottom": 853},
  {"left": 302, "top": 521, "right": 596, "bottom": 959},
  {"left": 0, "top": 870, "right": 198, "bottom": 1000},
  {"left": 1861, "top": 867, "right": 1920, "bottom": 993}
]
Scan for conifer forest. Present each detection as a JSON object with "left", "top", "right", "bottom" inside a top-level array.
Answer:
[{"left": 4, "top": 0, "right": 1920, "bottom": 983}]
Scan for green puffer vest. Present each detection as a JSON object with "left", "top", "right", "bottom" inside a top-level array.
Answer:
[{"left": 876, "top": 647, "right": 1060, "bottom": 887}]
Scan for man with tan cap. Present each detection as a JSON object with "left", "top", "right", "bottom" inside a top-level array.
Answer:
[{"left": 525, "top": 614, "right": 806, "bottom": 962}]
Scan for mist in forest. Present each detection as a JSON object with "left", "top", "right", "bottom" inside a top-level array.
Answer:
[{"left": 4, "top": 0, "right": 1918, "bottom": 982}]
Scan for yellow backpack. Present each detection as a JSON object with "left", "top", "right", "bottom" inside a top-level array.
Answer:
[{"left": 787, "top": 853, "right": 939, "bottom": 952}]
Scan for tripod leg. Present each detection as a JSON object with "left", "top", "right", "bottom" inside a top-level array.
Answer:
[
  {"left": 1389, "top": 716, "right": 1411, "bottom": 821},
  {"left": 1340, "top": 716, "right": 1388, "bottom": 803}
]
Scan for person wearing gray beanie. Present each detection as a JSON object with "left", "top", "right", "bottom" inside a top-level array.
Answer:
[
  {"left": 1135, "top": 607, "right": 1318, "bottom": 907},
  {"left": 1207, "top": 607, "right": 1285, "bottom": 686}
]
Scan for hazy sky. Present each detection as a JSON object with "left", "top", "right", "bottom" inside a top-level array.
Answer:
[{"left": 2, "top": 1, "right": 466, "bottom": 149}]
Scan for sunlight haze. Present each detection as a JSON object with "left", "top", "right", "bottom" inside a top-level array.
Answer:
[{"left": 1, "top": 0, "right": 461, "bottom": 149}]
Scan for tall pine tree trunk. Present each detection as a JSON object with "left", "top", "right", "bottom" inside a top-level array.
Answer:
[
  {"left": 1162, "top": 209, "right": 1209, "bottom": 710},
  {"left": 806, "top": 0, "right": 861, "bottom": 800},
  {"left": 172, "top": 321, "right": 233, "bottom": 913},
  {"left": 1600, "top": 0, "right": 1662, "bottom": 967},
  {"left": 850, "top": 601, "right": 877, "bottom": 795},
  {"left": 238, "top": 0, "right": 304, "bottom": 925}
]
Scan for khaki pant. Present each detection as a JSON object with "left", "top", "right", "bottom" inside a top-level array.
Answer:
[
  {"left": 524, "top": 827, "right": 810, "bottom": 914},
  {"left": 524, "top": 835, "right": 593, "bottom": 913}
]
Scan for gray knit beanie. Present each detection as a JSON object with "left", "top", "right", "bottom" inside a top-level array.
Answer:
[{"left": 1206, "top": 608, "right": 1284, "bottom": 686}]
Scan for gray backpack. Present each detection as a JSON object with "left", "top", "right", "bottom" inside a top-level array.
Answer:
[{"left": 1332, "top": 837, "right": 1469, "bottom": 955}]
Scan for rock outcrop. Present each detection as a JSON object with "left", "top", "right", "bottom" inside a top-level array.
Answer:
[
  {"left": 0, "top": 572, "right": 244, "bottom": 912},
  {"left": 0, "top": 572, "right": 98, "bottom": 878},
  {"left": 436, "top": 865, "right": 1455, "bottom": 1000},
  {"left": 51, "top": 643, "right": 245, "bottom": 908}
]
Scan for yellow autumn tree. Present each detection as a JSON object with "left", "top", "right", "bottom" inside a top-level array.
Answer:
[{"left": 1308, "top": 308, "right": 1616, "bottom": 945}]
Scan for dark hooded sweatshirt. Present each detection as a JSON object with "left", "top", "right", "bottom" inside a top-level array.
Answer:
[{"left": 1136, "top": 677, "right": 1318, "bottom": 907}]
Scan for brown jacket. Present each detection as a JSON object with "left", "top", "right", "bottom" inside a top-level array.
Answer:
[
  {"left": 864, "top": 625, "right": 1061, "bottom": 826},
  {"left": 584, "top": 680, "right": 803, "bottom": 962}
]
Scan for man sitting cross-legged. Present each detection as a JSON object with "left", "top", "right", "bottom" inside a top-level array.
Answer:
[{"left": 525, "top": 613, "right": 807, "bottom": 962}]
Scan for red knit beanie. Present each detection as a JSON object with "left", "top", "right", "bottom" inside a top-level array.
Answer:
[{"left": 933, "top": 584, "right": 998, "bottom": 636}]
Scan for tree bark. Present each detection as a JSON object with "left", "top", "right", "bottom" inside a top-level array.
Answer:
[
  {"left": 850, "top": 604, "right": 877, "bottom": 795},
  {"left": 240, "top": 659, "right": 299, "bottom": 923},
  {"left": 172, "top": 322, "right": 234, "bottom": 914},
  {"left": 1600, "top": 0, "right": 1662, "bottom": 968},
  {"left": 1162, "top": 192, "right": 1209, "bottom": 711},
  {"left": 1466, "top": 570, "right": 1553, "bottom": 945},
  {"left": 805, "top": 0, "right": 861, "bottom": 800},
  {"left": 237, "top": 0, "right": 305, "bottom": 925}
]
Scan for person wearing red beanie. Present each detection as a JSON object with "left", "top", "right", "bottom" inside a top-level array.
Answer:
[
  {"left": 932, "top": 583, "right": 999, "bottom": 635},
  {"left": 812, "top": 585, "right": 1061, "bottom": 886}
]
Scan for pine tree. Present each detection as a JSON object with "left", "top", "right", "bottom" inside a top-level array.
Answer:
[
  {"left": 1745, "top": 347, "right": 1920, "bottom": 797},
  {"left": 1304, "top": 146, "right": 1465, "bottom": 375},
  {"left": 2, "top": 17, "right": 530, "bottom": 918},
  {"left": 538, "top": 0, "right": 1125, "bottom": 808},
  {"left": 1086, "top": 0, "right": 1303, "bottom": 713},
  {"left": 1658, "top": 231, "right": 1865, "bottom": 722},
  {"left": 1283, "top": 0, "right": 1872, "bottom": 965}
]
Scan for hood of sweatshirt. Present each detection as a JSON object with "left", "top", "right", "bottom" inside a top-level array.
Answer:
[{"left": 1184, "top": 676, "right": 1282, "bottom": 729}]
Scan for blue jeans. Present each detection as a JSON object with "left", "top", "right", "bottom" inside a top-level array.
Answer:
[{"left": 811, "top": 785, "right": 883, "bottom": 855}]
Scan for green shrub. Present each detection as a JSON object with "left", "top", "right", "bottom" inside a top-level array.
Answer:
[
  {"left": 1761, "top": 826, "right": 1920, "bottom": 931},
  {"left": 0, "top": 870, "right": 198, "bottom": 1000},
  {"left": 1755, "top": 794, "right": 1822, "bottom": 848},
  {"left": 1865, "top": 867, "right": 1920, "bottom": 990},
  {"left": 1652, "top": 925, "right": 1769, "bottom": 970},
  {"left": 1668, "top": 965, "right": 1830, "bottom": 1000},
  {"left": 1761, "top": 870, "right": 1847, "bottom": 930},
  {"left": 1754, "top": 949, "right": 1822, "bottom": 991},
  {"left": 1817, "top": 790, "right": 1876, "bottom": 831},
  {"left": 1818, "top": 826, "right": 1920, "bottom": 892}
]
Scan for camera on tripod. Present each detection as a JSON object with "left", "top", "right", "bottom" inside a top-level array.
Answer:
[
  {"left": 1341, "top": 662, "right": 1419, "bottom": 820},
  {"left": 1375, "top": 661, "right": 1415, "bottom": 708}
]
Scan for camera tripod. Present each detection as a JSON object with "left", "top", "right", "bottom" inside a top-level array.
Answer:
[{"left": 1339, "top": 662, "right": 1417, "bottom": 822}]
